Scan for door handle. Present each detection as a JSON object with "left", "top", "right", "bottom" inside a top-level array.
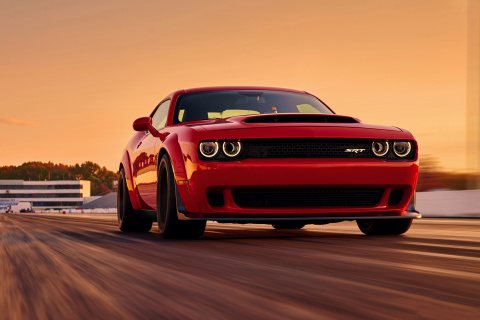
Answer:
[{"left": 137, "top": 141, "right": 142, "bottom": 148}]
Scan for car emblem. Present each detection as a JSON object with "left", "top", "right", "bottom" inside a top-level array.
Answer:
[{"left": 345, "top": 148, "right": 365, "bottom": 153}]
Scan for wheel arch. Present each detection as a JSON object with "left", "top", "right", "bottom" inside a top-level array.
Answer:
[
  {"left": 157, "top": 133, "right": 188, "bottom": 180},
  {"left": 156, "top": 133, "right": 200, "bottom": 213}
]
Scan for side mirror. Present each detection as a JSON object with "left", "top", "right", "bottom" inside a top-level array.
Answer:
[{"left": 132, "top": 117, "right": 159, "bottom": 136}]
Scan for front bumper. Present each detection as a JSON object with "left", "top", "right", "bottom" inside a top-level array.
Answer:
[{"left": 175, "top": 158, "right": 419, "bottom": 220}]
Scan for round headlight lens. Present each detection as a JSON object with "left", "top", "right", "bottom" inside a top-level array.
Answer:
[
  {"left": 372, "top": 141, "right": 389, "bottom": 157},
  {"left": 393, "top": 141, "right": 412, "bottom": 157},
  {"left": 223, "top": 141, "right": 242, "bottom": 157},
  {"left": 199, "top": 141, "right": 219, "bottom": 158}
]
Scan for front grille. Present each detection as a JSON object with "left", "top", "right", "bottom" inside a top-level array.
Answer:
[
  {"left": 232, "top": 188, "right": 385, "bottom": 208},
  {"left": 241, "top": 139, "right": 374, "bottom": 159}
]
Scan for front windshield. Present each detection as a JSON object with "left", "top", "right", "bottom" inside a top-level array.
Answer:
[{"left": 173, "top": 90, "right": 333, "bottom": 124}]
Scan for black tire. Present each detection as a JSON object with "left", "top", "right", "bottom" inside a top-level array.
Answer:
[
  {"left": 356, "top": 219, "right": 412, "bottom": 235},
  {"left": 272, "top": 222, "right": 306, "bottom": 230},
  {"left": 157, "top": 155, "right": 206, "bottom": 239},
  {"left": 117, "top": 168, "right": 153, "bottom": 232}
]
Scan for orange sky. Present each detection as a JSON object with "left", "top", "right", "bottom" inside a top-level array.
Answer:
[{"left": 0, "top": 0, "right": 469, "bottom": 172}]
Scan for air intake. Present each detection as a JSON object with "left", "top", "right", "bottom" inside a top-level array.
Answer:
[
  {"left": 388, "top": 190, "right": 404, "bottom": 206},
  {"left": 232, "top": 188, "right": 384, "bottom": 208},
  {"left": 244, "top": 114, "right": 359, "bottom": 124},
  {"left": 207, "top": 191, "right": 225, "bottom": 207}
]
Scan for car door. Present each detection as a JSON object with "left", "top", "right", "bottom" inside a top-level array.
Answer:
[{"left": 133, "top": 100, "right": 170, "bottom": 209}]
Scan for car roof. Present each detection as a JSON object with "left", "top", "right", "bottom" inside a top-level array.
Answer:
[{"left": 182, "top": 86, "right": 307, "bottom": 94}]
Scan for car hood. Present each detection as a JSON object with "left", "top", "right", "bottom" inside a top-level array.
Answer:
[
  {"left": 186, "top": 114, "right": 402, "bottom": 133},
  {"left": 180, "top": 114, "right": 414, "bottom": 141}
]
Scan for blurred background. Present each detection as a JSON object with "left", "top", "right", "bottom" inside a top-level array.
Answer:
[
  {"left": 0, "top": 0, "right": 478, "bottom": 190},
  {"left": 1, "top": 4, "right": 479, "bottom": 318}
]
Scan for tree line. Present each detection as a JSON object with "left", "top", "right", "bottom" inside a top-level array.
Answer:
[{"left": 0, "top": 161, "right": 118, "bottom": 196}]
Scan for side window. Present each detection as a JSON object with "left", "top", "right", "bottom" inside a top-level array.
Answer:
[{"left": 151, "top": 100, "right": 170, "bottom": 130}]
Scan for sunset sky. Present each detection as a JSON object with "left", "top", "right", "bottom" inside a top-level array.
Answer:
[{"left": 0, "top": 0, "right": 469, "bottom": 172}]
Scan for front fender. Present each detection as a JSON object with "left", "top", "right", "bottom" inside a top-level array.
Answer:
[
  {"left": 120, "top": 151, "right": 142, "bottom": 210},
  {"left": 161, "top": 133, "right": 187, "bottom": 179},
  {"left": 160, "top": 133, "right": 201, "bottom": 213}
]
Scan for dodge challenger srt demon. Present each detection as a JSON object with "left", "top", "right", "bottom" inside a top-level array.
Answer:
[{"left": 118, "top": 86, "right": 419, "bottom": 238}]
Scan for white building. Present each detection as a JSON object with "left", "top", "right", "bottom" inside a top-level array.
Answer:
[{"left": 0, "top": 180, "right": 91, "bottom": 212}]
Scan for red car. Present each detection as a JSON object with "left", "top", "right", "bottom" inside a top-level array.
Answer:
[{"left": 118, "top": 86, "right": 419, "bottom": 238}]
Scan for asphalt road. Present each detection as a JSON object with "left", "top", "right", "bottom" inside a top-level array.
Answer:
[{"left": 0, "top": 214, "right": 479, "bottom": 320}]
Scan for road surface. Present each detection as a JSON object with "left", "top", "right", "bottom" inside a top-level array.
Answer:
[{"left": 1, "top": 214, "right": 479, "bottom": 319}]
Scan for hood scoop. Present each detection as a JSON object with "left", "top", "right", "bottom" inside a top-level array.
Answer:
[{"left": 243, "top": 114, "right": 360, "bottom": 124}]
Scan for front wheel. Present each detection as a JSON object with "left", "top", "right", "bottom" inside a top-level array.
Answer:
[
  {"left": 356, "top": 219, "right": 412, "bottom": 235},
  {"left": 157, "top": 155, "right": 206, "bottom": 239},
  {"left": 117, "top": 168, "right": 153, "bottom": 232}
]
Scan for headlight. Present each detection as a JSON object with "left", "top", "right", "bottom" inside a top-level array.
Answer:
[
  {"left": 199, "top": 141, "right": 219, "bottom": 158},
  {"left": 393, "top": 141, "right": 412, "bottom": 157},
  {"left": 372, "top": 141, "right": 389, "bottom": 157},
  {"left": 223, "top": 141, "right": 242, "bottom": 157}
]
